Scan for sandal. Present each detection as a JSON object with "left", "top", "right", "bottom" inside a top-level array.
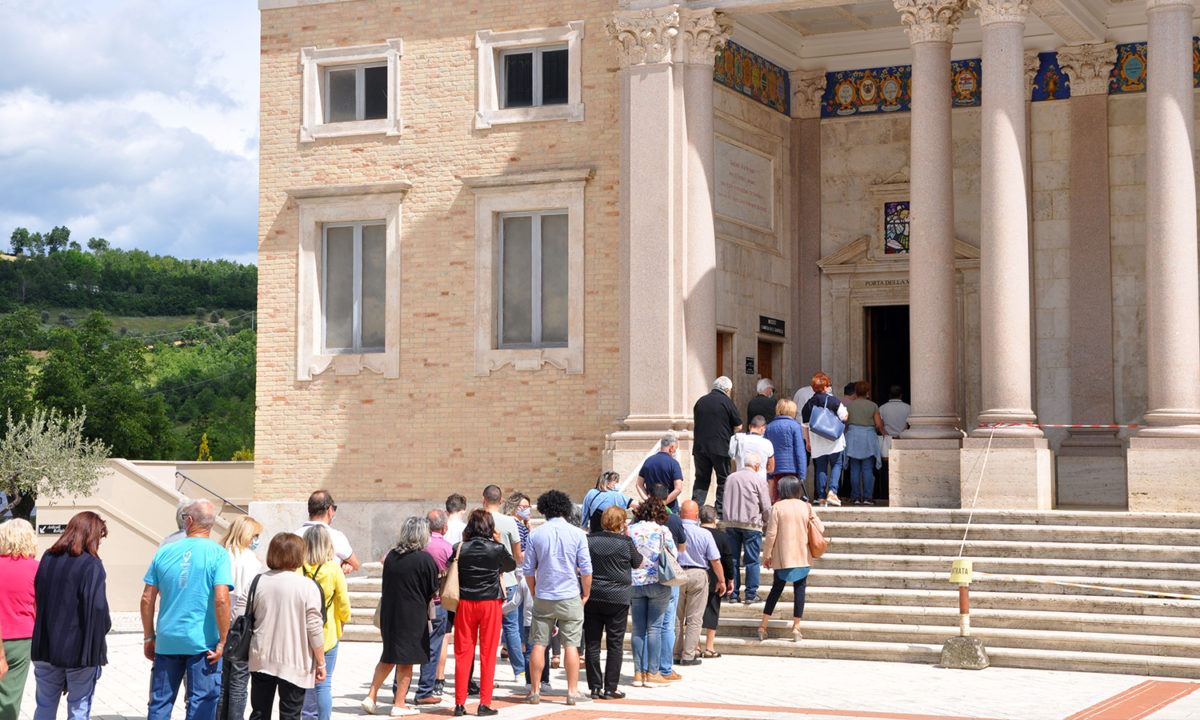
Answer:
[
  {"left": 756, "top": 625, "right": 768, "bottom": 641},
  {"left": 699, "top": 649, "right": 722, "bottom": 658}
]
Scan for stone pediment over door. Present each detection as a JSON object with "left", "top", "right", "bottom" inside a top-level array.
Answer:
[{"left": 815, "top": 234, "right": 981, "bottom": 429}]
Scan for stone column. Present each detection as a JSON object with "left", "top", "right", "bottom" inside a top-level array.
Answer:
[
  {"left": 1141, "top": 0, "right": 1200, "bottom": 435},
  {"left": 1055, "top": 43, "right": 1126, "bottom": 507},
  {"left": 960, "top": 0, "right": 1053, "bottom": 509},
  {"left": 888, "top": 0, "right": 966, "bottom": 507},
  {"left": 972, "top": 0, "right": 1039, "bottom": 437},
  {"left": 1128, "top": 0, "right": 1200, "bottom": 511},
  {"left": 790, "top": 70, "right": 826, "bottom": 388},
  {"left": 603, "top": 6, "right": 732, "bottom": 489}
]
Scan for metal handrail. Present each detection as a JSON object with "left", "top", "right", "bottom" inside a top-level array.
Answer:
[{"left": 174, "top": 471, "right": 250, "bottom": 516}]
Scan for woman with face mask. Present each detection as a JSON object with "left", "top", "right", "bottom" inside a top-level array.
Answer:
[{"left": 219, "top": 515, "right": 265, "bottom": 720}]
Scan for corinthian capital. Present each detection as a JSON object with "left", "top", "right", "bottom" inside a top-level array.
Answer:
[
  {"left": 790, "top": 70, "right": 828, "bottom": 119},
  {"left": 970, "top": 0, "right": 1030, "bottom": 26},
  {"left": 894, "top": 0, "right": 968, "bottom": 44},
  {"left": 1056, "top": 43, "right": 1117, "bottom": 96},
  {"left": 606, "top": 7, "right": 681, "bottom": 68},
  {"left": 1025, "top": 49, "right": 1040, "bottom": 97},
  {"left": 679, "top": 9, "right": 732, "bottom": 66}
]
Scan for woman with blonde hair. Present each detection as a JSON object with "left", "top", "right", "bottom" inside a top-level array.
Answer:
[
  {"left": 763, "top": 398, "right": 807, "bottom": 503},
  {"left": 0, "top": 519, "right": 38, "bottom": 719},
  {"left": 220, "top": 515, "right": 265, "bottom": 720},
  {"left": 300, "top": 525, "right": 350, "bottom": 720}
]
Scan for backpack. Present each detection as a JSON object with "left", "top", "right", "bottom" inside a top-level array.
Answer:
[{"left": 302, "top": 564, "right": 333, "bottom": 625}]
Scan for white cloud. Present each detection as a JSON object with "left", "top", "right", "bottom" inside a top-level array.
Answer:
[{"left": 0, "top": 0, "right": 259, "bottom": 263}]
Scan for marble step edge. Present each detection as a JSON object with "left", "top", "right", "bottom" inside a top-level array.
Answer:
[
  {"left": 812, "top": 555, "right": 1200, "bottom": 579},
  {"left": 820, "top": 522, "right": 1200, "bottom": 544},
  {"left": 818, "top": 538, "right": 1200, "bottom": 559},
  {"left": 334, "top": 627, "right": 1200, "bottom": 679},
  {"left": 341, "top": 604, "right": 1200, "bottom": 645},
  {"left": 810, "top": 508, "right": 1200, "bottom": 527}
]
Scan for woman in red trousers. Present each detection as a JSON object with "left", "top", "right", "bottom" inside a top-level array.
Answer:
[{"left": 452, "top": 509, "right": 516, "bottom": 716}]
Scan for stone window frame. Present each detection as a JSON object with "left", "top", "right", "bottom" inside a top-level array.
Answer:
[
  {"left": 300, "top": 39, "right": 403, "bottom": 142},
  {"left": 463, "top": 168, "right": 592, "bottom": 375},
  {"left": 474, "top": 22, "right": 585, "bottom": 130},
  {"left": 289, "top": 181, "right": 410, "bottom": 381}
]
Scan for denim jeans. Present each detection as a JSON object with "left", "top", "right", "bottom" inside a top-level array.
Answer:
[
  {"left": 149, "top": 652, "right": 222, "bottom": 720},
  {"left": 501, "top": 584, "right": 525, "bottom": 677},
  {"left": 813, "top": 453, "right": 843, "bottom": 500},
  {"left": 301, "top": 643, "right": 338, "bottom": 720},
  {"left": 415, "top": 604, "right": 447, "bottom": 699},
  {"left": 220, "top": 660, "right": 250, "bottom": 720},
  {"left": 629, "top": 583, "right": 670, "bottom": 673},
  {"left": 32, "top": 663, "right": 100, "bottom": 720},
  {"left": 848, "top": 457, "right": 875, "bottom": 500},
  {"left": 725, "top": 527, "right": 762, "bottom": 598},
  {"left": 657, "top": 585, "right": 679, "bottom": 674}
]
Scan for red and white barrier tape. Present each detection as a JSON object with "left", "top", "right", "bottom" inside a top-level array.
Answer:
[{"left": 976, "top": 422, "right": 1141, "bottom": 429}]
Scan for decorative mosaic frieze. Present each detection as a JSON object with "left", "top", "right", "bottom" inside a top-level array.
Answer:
[
  {"left": 1108, "top": 38, "right": 1200, "bottom": 94},
  {"left": 1030, "top": 51, "right": 1071, "bottom": 101},
  {"left": 713, "top": 41, "right": 790, "bottom": 115}
]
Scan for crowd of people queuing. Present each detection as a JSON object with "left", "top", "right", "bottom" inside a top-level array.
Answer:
[{"left": 0, "top": 370, "right": 910, "bottom": 719}]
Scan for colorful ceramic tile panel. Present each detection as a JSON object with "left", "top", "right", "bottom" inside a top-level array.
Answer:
[
  {"left": 1030, "top": 52, "right": 1070, "bottom": 101},
  {"left": 713, "top": 41, "right": 790, "bottom": 115},
  {"left": 883, "top": 201, "right": 910, "bottom": 255},
  {"left": 821, "top": 65, "right": 911, "bottom": 117},
  {"left": 1109, "top": 42, "right": 1148, "bottom": 94},
  {"left": 950, "top": 59, "right": 982, "bottom": 106}
]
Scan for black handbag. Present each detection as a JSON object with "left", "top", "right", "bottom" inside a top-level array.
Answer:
[{"left": 224, "top": 574, "right": 261, "bottom": 662}]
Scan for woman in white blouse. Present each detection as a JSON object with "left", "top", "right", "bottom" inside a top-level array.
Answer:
[{"left": 220, "top": 515, "right": 264, "bottom": 720}]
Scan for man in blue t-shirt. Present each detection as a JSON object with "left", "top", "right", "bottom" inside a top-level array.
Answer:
[
  {"left": 141, "top": 499, "right": 234, "bottom": 720},
  {"left": 637, "top": 433, "right": 685, "bottom": 513}
]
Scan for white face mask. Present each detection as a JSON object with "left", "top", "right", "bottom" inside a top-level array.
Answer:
[{"left": 516, "top": 507, "right": 530, "bottom": 520}]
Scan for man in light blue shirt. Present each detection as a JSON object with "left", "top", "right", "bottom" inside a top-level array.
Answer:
[
  {"left": 141, "top": 499, "right": 234, "bottom": 720},
  {"left": 673, "top": 500, "right": 725, "bottom": 666},
  {"left": 522, "top": 490, "right": 592, "bottom": 706}
]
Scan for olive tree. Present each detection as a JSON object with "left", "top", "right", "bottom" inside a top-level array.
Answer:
[{"left": 0, "top": 407, "right": 109, "bottom": 515}]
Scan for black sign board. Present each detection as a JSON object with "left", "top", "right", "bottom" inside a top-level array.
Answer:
[
  {"left": 745, "top": 357, "right": 755, "bottom": 374},
  {"left": 38, "top": 524, "right": 66, "bottom": 535},
  {"left": 759, "top": 315, "right": 785, "bottom": 337}
]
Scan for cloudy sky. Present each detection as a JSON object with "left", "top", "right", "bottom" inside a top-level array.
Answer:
[{"left": 0, "top": 0, "right": 260, "bottom": 265}]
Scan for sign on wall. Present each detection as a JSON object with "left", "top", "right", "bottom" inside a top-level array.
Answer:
[{"left": 715, "top": 138, "right": 774, "bottom": 232}]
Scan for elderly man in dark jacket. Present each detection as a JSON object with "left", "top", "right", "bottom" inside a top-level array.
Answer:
[{"left": 692, "top": 376, "right": 742, "bottom": 519}]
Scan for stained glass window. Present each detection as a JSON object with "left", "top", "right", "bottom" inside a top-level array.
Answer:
[{"left": 884, "top": 201, "right": 910, "bottom": 255}]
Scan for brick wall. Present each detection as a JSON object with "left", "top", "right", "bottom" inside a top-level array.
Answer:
[{"left": 257, "top": 0, "right": 622, "bottom": 503}]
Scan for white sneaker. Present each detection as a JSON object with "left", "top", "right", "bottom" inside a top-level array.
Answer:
[
  {"left": 390, "top": 707, "right": 417, "bottom": 717},
  {"left": 540, "top": 681, "right": 553, "bottom": 693},
  {"left": 361, "top": 698, "right": 378, "bottom": 715},
  {"left": 827, "top": 492, "right": 842, "bottom": 507}
]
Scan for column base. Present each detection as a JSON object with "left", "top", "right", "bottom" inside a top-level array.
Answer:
[
  {"left": 889, "top": 438, "right": 963, "bottom": 507},
  {"left": 1138, "top": 409, "right": 1200, "bottom": 438},
  {"left": 901, "top": 415, "right": 964, "bottom": 440},
  {"left": 960, "top": 438, "right": 1053, "bottom": 510},
  {"left": 605, "top": 426, "right": 695, "bottom": 499},
  {"left": 972, "top": 410, "right": 1044, "bottom": 438},
  {"left": 1127, "top": 437, "right": 1200, "bottom": 511}
]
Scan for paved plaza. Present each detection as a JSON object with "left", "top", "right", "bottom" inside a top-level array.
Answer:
[{"left": 14, "top": 614, "right": 1200, "bottom": 720}]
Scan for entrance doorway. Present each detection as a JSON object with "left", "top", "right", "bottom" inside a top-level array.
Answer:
[
  {"left": 756, "top": 339, "right": 780, "bottom": 389},
  {"left": 864, "top": 305, "right": 910, "bottom": 404}
]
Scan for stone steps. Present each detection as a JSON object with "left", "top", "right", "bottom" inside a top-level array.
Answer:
[{"left": 339, "top": 507, "right": 1200, "bottom": 676}]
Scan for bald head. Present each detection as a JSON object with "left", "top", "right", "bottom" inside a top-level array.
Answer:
[
  {"left": 184, "top": 499, "right": 216, "bottom": 537},
  {"left": 679, "top": 499, "right": 700, "bottom": 520}
]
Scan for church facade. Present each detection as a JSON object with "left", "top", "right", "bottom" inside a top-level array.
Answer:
[{"left": 255, "top": 0, "right": 1200, "bottom": 522}]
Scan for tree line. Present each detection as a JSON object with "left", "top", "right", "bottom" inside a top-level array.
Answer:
[
  {"left": 3, "top": 226, "right": 256, "bottom": 315},
  {"left": 0, "top": 309, "right": 256, "bottom": 463}
]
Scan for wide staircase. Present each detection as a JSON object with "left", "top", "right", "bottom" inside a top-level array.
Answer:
[{"left": 342, "top": 507, "right": 1200, "bottom": 678}]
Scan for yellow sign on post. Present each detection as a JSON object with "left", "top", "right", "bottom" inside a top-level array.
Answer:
[{"left": 950, "top": 558, "right": 973, "bottom": 585}]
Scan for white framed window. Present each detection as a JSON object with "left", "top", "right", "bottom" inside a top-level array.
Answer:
[
  {"left": 321, "top": 221, "right": 387, "bottom": 354},
  {"left": 323, "top": 64, "right": 388, "bottom": 123},
  {"left": 463, "top": 168, "right": 592, "bottom": 375},
  {"left": 475, "top": 22, "right": 584, "bottom": 129},
  {"left": 499, "top": 46, "right": 568, "bottom": 109},
  {"left": 497, "top": 211, "right": 569, "bottom": 348},
  {"left": 289, "top": 180, "right": 409, "bottom": 380},
  {"left": 300, "top": 39, "right": 402, "bottom": 142}
]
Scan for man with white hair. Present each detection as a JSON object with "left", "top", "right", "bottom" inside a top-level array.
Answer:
[
  {"left": 692, "top": 376, "right": 742, "bottom": 519},
  {"left": 721, "top": 452, "right": 772, "bottom": 604},
  {"left": 747, "top": 378, "right": 777, "bottom": 425},
  {"left": 141, "top": 499, "right": 233, "bottom": 720},
  {"left": 158, "top": 498, "right": 193, "bottom": 547},
  {"left": 637, "top": 433, "right": 685, "bottom": 513}
]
